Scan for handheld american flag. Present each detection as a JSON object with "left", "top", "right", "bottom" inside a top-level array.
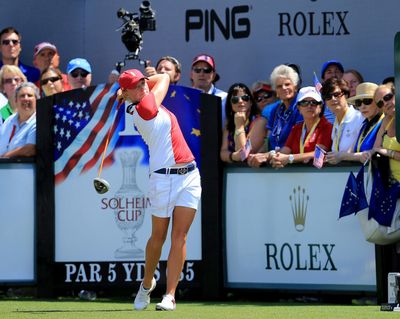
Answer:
[{"left": 313, "top": 72, "right": 322, "bottom": 93}]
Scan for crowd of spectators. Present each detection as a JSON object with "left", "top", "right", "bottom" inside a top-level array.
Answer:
[{"left": 0, "top": 25, "right": 397, "bottom": 169}]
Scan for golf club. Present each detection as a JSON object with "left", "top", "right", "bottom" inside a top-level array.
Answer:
[{"left": 93, "top": 101, "right": 123, "bottom": 194}]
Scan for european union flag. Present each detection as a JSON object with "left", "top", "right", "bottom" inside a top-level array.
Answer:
[
  {"left": 369, "top": 167, "right": 400, "bottom": 226},
  {"left": 355, "top": 164, "right": 369, "bottom": 212},
  {"left": 339, "top": 165, "right": 369, "bottom": 218},
  {"left": 162, "top": 85, "right": 201, "bottom": 169}
]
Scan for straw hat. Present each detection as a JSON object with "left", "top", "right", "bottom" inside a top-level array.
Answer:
[{"left": 347, "top": 82, "right": 378, "bottom": 104}]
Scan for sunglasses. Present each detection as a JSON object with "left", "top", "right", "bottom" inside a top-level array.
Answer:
[
  {"left": 324, "top": 91, "right": 344, "bottom": 101},
  {"left": 2, "top": 76, "right": 22, "bottom": 85},
  {"left": 231, "top": 94, "right": 250, "bottom": 104},
  {"left": 192, "top": 67, "right": 213, "bottom": 74},
  {"left": 41, "top": 76, "right": 61, "bottom": 86},
  {"left": 376, "top": 93, "right": 394, "bottom": 108},
  {"left": 297, "top": 100, "right": 321, "bottom": 107},
  {"left": 354, "top": 98, "right": 373, "bottom": 108},
  {"left": 70, "top": 70, "right": 90, "bottom": 78},
  {"left": 256, "top": 92, "right": 273, "bottom": 102},
  {"left": 1, "top": 39, "right": 20, "bottom": 45}
]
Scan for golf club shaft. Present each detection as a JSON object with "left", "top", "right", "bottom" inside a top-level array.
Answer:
[{"left": 97, "top": 101, "right": 123, "bottom": 178}]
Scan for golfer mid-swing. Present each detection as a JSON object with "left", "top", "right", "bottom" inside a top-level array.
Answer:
[{"left": 118, "top": 70, "right": 201, "bottom": 311}]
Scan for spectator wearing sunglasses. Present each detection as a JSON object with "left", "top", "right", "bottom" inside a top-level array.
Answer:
[
  {"left": 320, "top": 60, "right": 345, "bottom": 124},
  {"left": 0, "top": 65, "right": 27, "bottom": 122},
  {"left": 40, "top": 67, "right": 64, "bottom": 97},
  {"left": 145, "top": 56, "right": 182, "bottom": 85},
  {"left": 66, "top": 58, "right": 92, "bottom": 90},
  {"left": 248, "top": 64, "right": 303, "bottom": 167},
  {"left": 190, "top": 54, "right": 227, "bottom": 127},
  {"left": 321, "top": 78, "right": 364, "bottom": 164},
  {"left": 270, "top": 86, "right": 332, "bottom": 168},
  {"left": 33, "top": 42, "right": 71, "bottom": 92},
  {"left": 371, "top": 83, "right": 400, "bottom": 187},
  {"left": 334, "top": 82, "right": 383, "bottom": 163},
  {"left": 251, "top": 81, "right": 276, "bottom": 113},
  {"left": 372, "top": 84, "right": 398, "bottom": 179},
  {"left": 220, "top": 83, "right": 258, "bottom": 163},
  {"left": 0, "top": 27, "right": 40, "bottom": 83}
]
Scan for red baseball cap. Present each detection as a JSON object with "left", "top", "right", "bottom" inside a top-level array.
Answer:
[
  {"left": 191, "top": 54, "right": 216, "bottom": 70},
  {"left": 118, "top": 69, "right": 148, "bottom": 90},
  {"left": 191, "top": 54, "right": 221, "bottom": 82}
]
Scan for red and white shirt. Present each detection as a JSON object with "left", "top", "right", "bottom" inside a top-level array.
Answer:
[{"left": 130, "top": 93, "right": 194, "bottom": 172}]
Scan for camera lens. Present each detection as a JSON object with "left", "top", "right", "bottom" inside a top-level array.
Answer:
[{"left": 117, "top": 8, "right": 128, "bottom": 18}]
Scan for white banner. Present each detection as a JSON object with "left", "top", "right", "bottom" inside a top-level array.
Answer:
[
  {"left": 55, "top": 148, "right": 202, "bottom": 262},
  {"left": 225, "top": 167, "right": 375, "bottom": 291},
  {"left": 0, "top": 163, "right": 35, "bottom": 282}
]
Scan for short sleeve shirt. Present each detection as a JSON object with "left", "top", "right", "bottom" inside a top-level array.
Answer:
[
  {"left": 0, "top": 112, "right": 36, "bottom": 155},
  {"left": 131, "top": 93, "right": 194, "bottom": 172},
  {"left": 285, "top": 116, "right": 333, "bottom": 153},
  {"left": 331, "top": 106, "right": 364, "bottom": 152}
]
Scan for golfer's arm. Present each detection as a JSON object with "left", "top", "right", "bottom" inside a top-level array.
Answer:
[{"left": 147, "top": 73, "right": 170, "bottom": 107}]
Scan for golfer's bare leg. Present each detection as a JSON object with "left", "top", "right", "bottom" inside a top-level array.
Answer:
[
  {"left": 166, "top": 206, "right": 196, "bottom": 296},
  {"left": 142, "top": 215, "right": 169, "bottom": 288}
]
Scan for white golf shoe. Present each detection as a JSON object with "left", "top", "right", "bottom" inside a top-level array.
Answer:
[
  {"left": 155, "top": 294, "right": 176, "bottom": 311},
  {"left": 133, "top": 278, "right": 156, "bottom": 310}
]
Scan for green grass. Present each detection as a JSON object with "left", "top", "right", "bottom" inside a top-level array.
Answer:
[{"left": 0, "top": 298, "right": 392, "bottom": 319}]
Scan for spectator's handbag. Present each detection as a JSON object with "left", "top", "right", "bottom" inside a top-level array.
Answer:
[{"left": 357, "top": 158, "right": 400, "bottom": 245}]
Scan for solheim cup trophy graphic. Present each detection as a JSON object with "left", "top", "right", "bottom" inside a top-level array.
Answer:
[{"left": 114, "top": 149, "right": 147, "bottom": 259}]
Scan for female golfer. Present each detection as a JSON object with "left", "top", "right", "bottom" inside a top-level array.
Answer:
[{"left": 118, "top": 70, "right": 201, "bottom": 311}]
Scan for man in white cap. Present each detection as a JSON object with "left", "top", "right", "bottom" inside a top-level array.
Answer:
[{"left": 66, "top": 58, "right": 92, "bottom": 89}]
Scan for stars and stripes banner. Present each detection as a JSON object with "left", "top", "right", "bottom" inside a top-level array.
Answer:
[
  {"left": 53, "top": 83, "right": 123, "bottom": 184},
  {"left": 53, "top": 83, "right": 202, "bottom": 185}
]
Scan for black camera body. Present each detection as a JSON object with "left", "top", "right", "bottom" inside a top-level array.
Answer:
[{"left": 117, "top": 1, "right": 156, "bottom": 55}]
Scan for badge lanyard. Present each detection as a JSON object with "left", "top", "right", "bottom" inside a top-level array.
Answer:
[
  {"left": 333, "top": 108, "right": 349, "bottom": 152},
  {"left": 299, "top": 118, "right": 320, "bottom": 154},
  {"left": 8, "top": 124, "right": 16, "bottom": 146}
]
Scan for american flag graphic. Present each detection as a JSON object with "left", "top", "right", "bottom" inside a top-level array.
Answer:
[
  {"left": 53, "top": 83, "right": 123, "bottom": 184},
  {"left": 313, "top": 144, "right": 325, "bottom": 169}
]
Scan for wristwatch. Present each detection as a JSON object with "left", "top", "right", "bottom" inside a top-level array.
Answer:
[{"left": 289, "top": 154, "right": 294, "bottom": 164}]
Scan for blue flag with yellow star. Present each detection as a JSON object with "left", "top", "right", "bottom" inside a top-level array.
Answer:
[
  {"left": 369, "top": 167, "right": 400, "bottom": 226},
  {"left": 339, "top": 165, "right": 369, "bottom": 218}
]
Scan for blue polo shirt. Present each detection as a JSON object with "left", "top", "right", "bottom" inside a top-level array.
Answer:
[
  {"left": 262, "top": 98, "right": 303, "bottom": 150},
  {"left": 0, "top": 61, "right": 40, "bottom": 83}
]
